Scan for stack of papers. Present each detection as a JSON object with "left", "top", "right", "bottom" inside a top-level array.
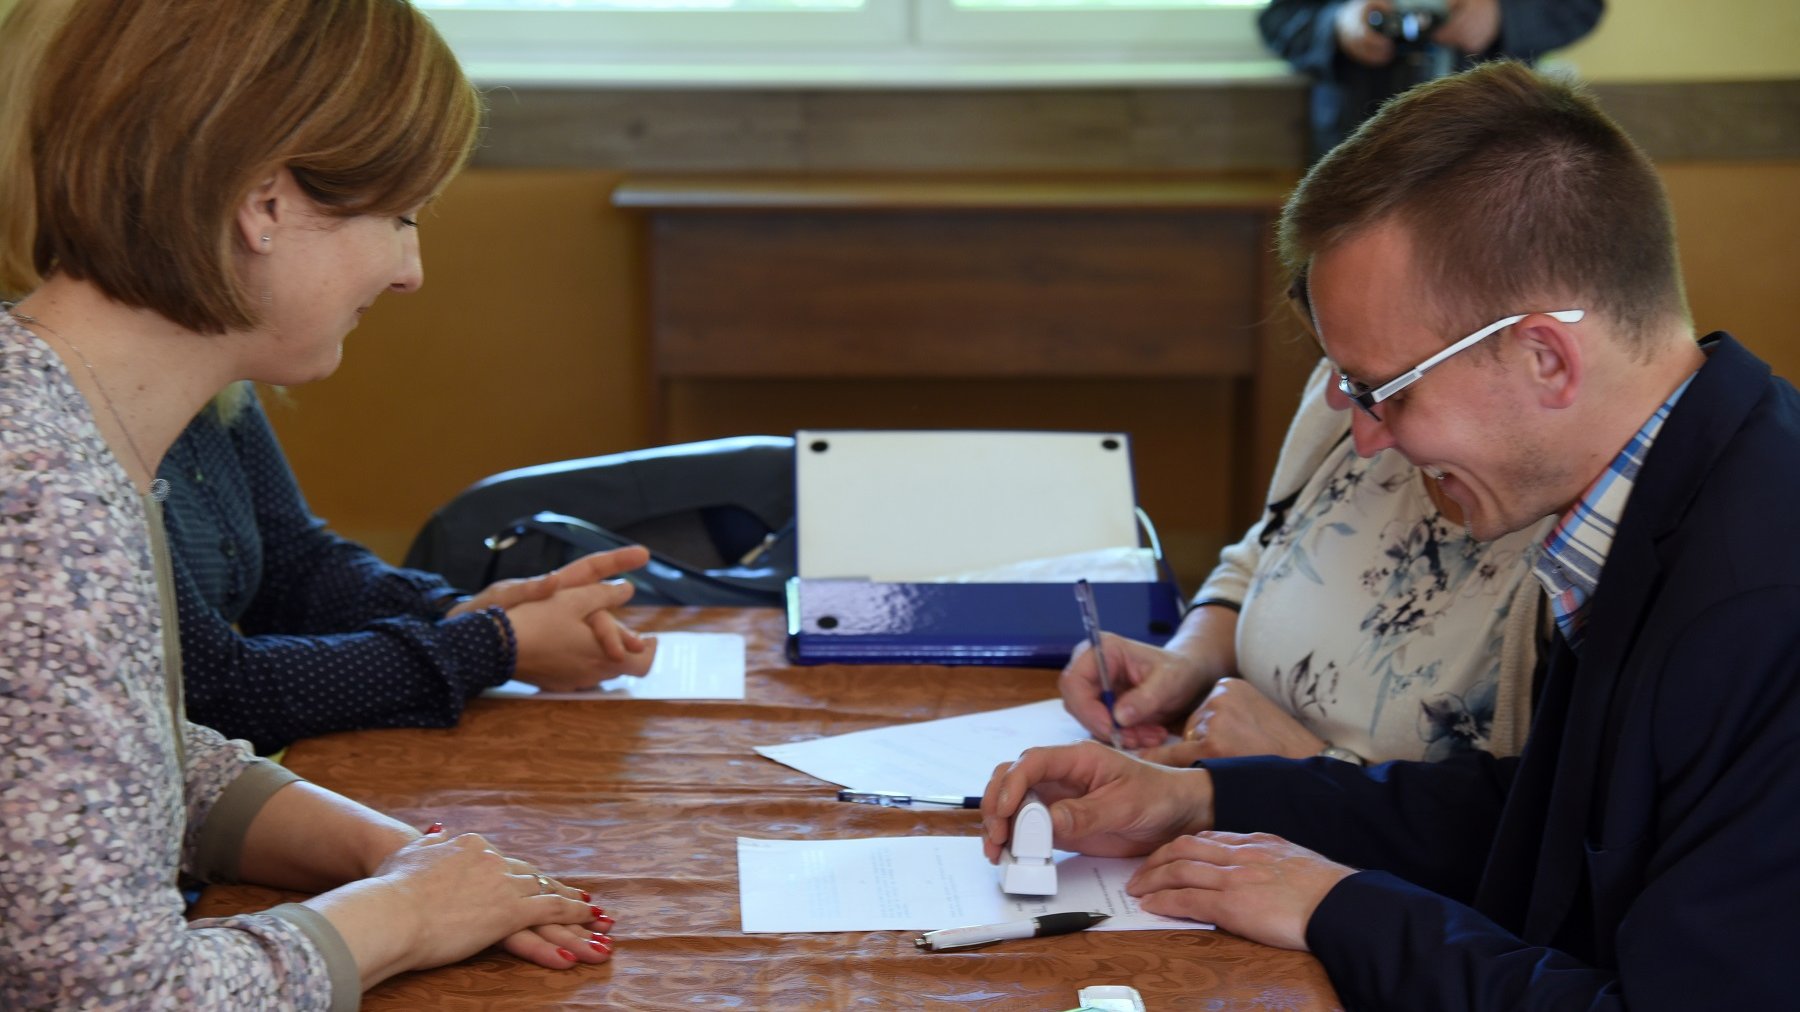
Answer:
[
  {"left": 754, "top": 698, "right": 1091, "bottom": 796},
  {"left": 743, "top": 699, "right": 1211, "bottom": 935}
]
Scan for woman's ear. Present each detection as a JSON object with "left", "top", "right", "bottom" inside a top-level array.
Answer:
[
  {"left": 235, "top": 169, "right": 291, "bottom": 255},
  {"left": 1514, "top": 312, "right": 1582, "bottom": 410}
]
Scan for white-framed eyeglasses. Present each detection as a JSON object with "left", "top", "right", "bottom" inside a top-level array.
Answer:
[{"left": 1335, "top": 309, "right": 1586, "bottom": 420}]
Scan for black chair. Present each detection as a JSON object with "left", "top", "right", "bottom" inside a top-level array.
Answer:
[{"left": 404, "top": 435, "right": 795, "bottom": 603}]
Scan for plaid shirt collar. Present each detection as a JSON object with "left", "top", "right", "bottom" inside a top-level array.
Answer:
[{"left": 1533, "top": 371, "right": 1699, "bottom": 652}]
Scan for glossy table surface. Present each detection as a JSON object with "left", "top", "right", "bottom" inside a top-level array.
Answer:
[{"left": 194, "top": 608, "right": 1342, "bottom": 1011}]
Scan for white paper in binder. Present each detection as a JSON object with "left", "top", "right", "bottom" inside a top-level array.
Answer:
[{"left": 794, "top": 429, "right": 1146, "bottom": 582}]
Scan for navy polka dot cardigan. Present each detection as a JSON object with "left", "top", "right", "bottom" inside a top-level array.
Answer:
[{"left": 160, "top": 390, "right": 515, "bottom": 755}]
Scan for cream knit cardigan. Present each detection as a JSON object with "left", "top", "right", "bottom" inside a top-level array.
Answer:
[{"left": 1194, "top": 360, "right": 1550, "bottom": 757}]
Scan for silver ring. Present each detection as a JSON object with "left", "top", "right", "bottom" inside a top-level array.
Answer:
[{"left": 534, "top": 873, "right": 553, "bottom": 895}]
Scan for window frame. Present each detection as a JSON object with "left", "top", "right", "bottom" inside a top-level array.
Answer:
[{"left": 415, "top": 0, "right": 1286, "bottom": 87}]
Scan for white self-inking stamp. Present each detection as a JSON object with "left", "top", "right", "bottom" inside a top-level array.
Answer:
[{"left": 999, "top": 789, "right": 1056, "bottom": 896}]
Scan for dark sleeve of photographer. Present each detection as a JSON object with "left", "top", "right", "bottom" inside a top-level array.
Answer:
[{"left": 1259, "top": 0, "right": 1606, "bottom": 159}]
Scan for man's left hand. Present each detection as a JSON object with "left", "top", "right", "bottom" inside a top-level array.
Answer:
[{"left": 1125, "top": 831, "right": 1355, "bottom": 950}]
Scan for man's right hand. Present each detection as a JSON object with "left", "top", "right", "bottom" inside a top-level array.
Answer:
[
  {"left": 980, "top": 741, "right": 1215, "bottom": 863},
  {"left": 1334, "top": 0, "right": 1398, "bottom": 67}
]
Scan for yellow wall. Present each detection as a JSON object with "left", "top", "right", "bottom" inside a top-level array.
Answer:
[
  {"left": 11, "top": 0, "right": 1797, "bottom": 569},
  {"left": 1660, "top": 161, "right": 1800, "bottom": 382},
  {"left": 269, "top": 156, "right": 1800, "bottom": 570},
  {"left": 1566, "top": 0, "right": 1800, "bottom": 82},
  {"left": 267, "top": 170, "right": 648, "bottom": 562}
]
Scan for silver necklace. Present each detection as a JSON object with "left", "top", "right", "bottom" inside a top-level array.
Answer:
[{"left": 6, "top": 304, "right": 171, "bottom": 502}]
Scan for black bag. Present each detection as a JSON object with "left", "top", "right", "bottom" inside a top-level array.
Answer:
[
  {"left": 404, "top": 435, "right": 796, "bottom": 606},
  {"left": 481, "top": 510, "right": 793, "bottom": 607}
]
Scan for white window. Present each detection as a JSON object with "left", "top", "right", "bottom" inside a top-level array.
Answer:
[{"left": 416, "top": 0, "right": 1283, "bottom": 87}]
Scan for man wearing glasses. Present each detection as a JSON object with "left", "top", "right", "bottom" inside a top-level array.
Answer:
[{"left": 982, "top": 60, "right": 1800, "bottom": 1010}]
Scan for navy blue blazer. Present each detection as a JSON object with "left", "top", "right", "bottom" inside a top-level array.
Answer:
[{"left": 1205, "top": 333, "right": 1800, "bottom": 1009}]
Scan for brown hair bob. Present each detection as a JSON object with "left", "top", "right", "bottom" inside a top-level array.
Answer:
[
  {"left": 0, "top": 0, "right": 481, "bottom": 332},
  {"left": 1278, "top": 61, "right": 1689, "bottom": 353}
]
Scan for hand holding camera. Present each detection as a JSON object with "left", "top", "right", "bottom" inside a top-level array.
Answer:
[
  {"left": 1427, "top": 0, "right": 1501, "bottom": 56},
  {"left": 1339, "top": 0, "right": 1500, "bottom": 68},
  {"left": 1366, "top": 0, "right": 1443, "bottom": 46},
  {"left": 1334, "top": 0, "right": 1398, "bottom": 66}
]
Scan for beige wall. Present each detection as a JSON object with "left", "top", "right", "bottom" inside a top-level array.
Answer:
[
  {"left": 1660, "top": 161, "right": 1800, "bottom": 382},
  {"left": 268, "top": 154, "right": 1800, "bottom": 571},
  {"left": 11, "top": 0, "right": 1796, "bottom": 572},
  {"left": 267, "top": 169, "right": 646, "bottom": 563},
  {"left": 1567, "top": 0, "right": 1800, "bottom": 82}
]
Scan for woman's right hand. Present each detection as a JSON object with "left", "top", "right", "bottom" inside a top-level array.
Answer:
[
  {"left": 1059, "top": 602, "right": 1240, "bottom": 750},
  {"left": 1059, "top": 634, "right": 1210, "bottom": 749},
  {"left": 321, "top": 831, "right": 608, "bottom": 986},
  {"left": 507, "top": 581, "right": 655, "bottom": 690}
]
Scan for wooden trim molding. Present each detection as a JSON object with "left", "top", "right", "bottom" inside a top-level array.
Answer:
[
  {"left": 475, "top": 79, "right": 1800, "bottom": 173},
  {"left": 1590, "top": 80, "right": 1800, "bottom": 162}
]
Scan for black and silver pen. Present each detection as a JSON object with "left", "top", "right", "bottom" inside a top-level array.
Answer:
[
  {"left": 837, "top": 790, "right": 981, "bottom": 809},
  {"left": 913, "top": 911, "right": 1110, "bottom": 952}
]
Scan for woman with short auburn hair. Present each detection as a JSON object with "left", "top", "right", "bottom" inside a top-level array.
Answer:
[{"left": 1, "top": 1, "right": 615, "bottom": 1007}]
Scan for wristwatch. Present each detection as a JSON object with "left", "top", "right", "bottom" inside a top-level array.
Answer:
[{"left": 1316, "top": 743, "right": 1366, "bottom": 766}]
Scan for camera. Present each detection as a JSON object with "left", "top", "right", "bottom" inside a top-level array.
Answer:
[
  {"left": 1366, "top": 1, "right": 1445, "bottom": 45},
  {"left": 1365, "top": 0, "right": 1453, "bottom": 88}
]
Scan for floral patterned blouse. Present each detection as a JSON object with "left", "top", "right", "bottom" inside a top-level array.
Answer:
[
  {"left": 1236, "top": 438, "right": 1546, "bottom": 763},
  {"left": 0, "top": 311, "right": 351, "bottom": 1010}
]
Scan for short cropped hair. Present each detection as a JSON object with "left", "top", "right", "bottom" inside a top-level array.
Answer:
[
  {"left": 0, "top": 0, "right": 481, "bottom": 332},
  {"left": 1278, "top": 61, "right": 1689, "bottom": 354}
]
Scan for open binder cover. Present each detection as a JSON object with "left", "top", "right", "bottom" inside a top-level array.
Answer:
[{"left": 785, "top": 430, "right": 1184, "bottom": 667}]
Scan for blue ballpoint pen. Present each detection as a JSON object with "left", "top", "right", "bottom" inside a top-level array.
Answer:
[{"left": 1074, "top": 579, "right": 1124, "bottom": 750}]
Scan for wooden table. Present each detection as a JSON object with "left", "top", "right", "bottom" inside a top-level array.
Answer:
[{"left": 194, "top": 608, "right": 1342, "bottom": 1010}]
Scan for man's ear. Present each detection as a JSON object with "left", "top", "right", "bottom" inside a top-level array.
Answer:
[
  {"left": 234, "top": 168, "right": 293, "bottom": 255},
  {"left": 1513, "top": 312, "right": 1582, "bottom": 410}
]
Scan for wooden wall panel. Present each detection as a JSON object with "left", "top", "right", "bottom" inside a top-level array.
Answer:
[{"left": 649, "top": 210, "right": 1261, "bottom": 380}]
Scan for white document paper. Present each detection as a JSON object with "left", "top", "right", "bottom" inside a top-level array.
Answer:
[
  {"left": 795, "top": 430, "right": 1141, "bottom": 582},
  {"left": 483, "top": 632, "right": 745, "bottom": 701},
  {"left": 737, "top": 835, "right": 1208, "bottom": 934},
  {"left": 754, "top": 698, "right": 1093, "bottom": 797},
  {"left": 933, "top": 545, "right": 1159, "bottom": 584}
]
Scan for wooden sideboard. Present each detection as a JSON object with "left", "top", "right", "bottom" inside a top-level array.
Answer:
[{"left": 613, "top": 174, "right": 1316, "bottom": 573}]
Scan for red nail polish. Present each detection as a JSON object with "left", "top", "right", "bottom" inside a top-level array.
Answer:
[
  {"left": 589, "top": 905, "right": 605, "bottom": 920},
  {"left": 592, "top": 916, "right": 615, "bottom": 930},
  {"left": 423, "top": 822, "right": 443, "bottom": 835},
  {"left": 578, "top": 889, "right": 591, "bottom": 902},
  {"left": 556, "top": 947, "right": 576, "bottom": 962},
  {"left": 589, "top": 939, "right": 612, "bottom": 954}
]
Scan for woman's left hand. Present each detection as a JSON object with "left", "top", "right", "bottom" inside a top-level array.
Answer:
[
  {"left": 495, "top": 859, "right": 616, "bottom": 968},
  {"left": 1144, "top": 677, "right": 1327, "bottom": 763}
]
